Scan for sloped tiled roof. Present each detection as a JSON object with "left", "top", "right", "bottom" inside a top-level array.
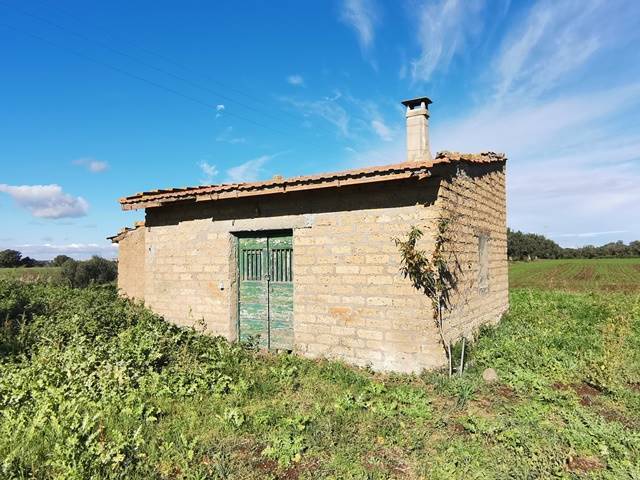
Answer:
[
  {"left": 119, "top": 151, "right": 505, "bottom": 211},
  {"left": 107, "top": 221, "right": 145, "bottom": 243}
]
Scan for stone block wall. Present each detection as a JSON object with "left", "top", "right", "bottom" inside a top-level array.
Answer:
[
  {"left": 292, "top": 205, "right": 445, "bottom": 372},
  {"left": 436, "top": 162, "right": 509, "bottom": 342},
  {"left": 116, "top": 226, "right": 145, "bottom": 300},
  {"left": 142, "top": 220, "right": 235, "bottom": 336}
]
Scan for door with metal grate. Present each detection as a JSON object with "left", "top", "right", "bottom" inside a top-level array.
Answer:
[{"left": 238, "top": 233, "right": 293, "bottom": 350}]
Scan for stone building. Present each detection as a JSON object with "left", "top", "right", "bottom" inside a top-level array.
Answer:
[{"left": 110, "top": 97, "right": 508, "bottom": 373}]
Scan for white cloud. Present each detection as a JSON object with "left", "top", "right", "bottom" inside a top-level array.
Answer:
[
  {"left": 553, "top": 230, "right": 628, "bottom": 238},
  {"left": 371, "top": 119, "right": 392, "bottom": 141},
  {"left": 0, "top": 184, "right": 89, "bottom": 219},
  {"left": 225, "top": 152, "right": 285, "bottom": 184},
  {"left": 198, "top": 161, "right": 218, "bottom": 184},
  {"left": 410, "top": 0, "right": 488, "bottom": 82},
  {"left": 432, "top": 82, "right": 640, "bottom": 156},
  {"left": 507, "top": 157, "right": 640, "bottom": 246},
  {"left": 215, "top": 126, "right": 246, "bottom": 144},
  {"left": 73, "top": 157, "right": 109, "bottom": 173},
  {"left": 287, "top": 74, "right": 305, "bottom": 86},
  {"left": 280, "top": 94, "right": 350, "bottom": 136},
  {"left": 339, "top": 0, "right": 379, "bottom": 52},
  {"left": 494, "top": 0, "right": 604, "bottom": 100},
  {"left": 280, "top": 92, "right": 402, "bottom": 151},
  {"left": 1, "top": 242, "right": 118, "bottom": 260},
  {"left": 343, "top": 142, "right": 404, "bottom": 168},
  {"left": 216, "top": 104, "right": 225, "bottom": 118},
  {"left": 430, "top": 80, "right": 640, "bottom": 247}
]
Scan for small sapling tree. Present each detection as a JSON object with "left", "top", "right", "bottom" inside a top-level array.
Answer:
[{"left": 394, "top": 214, "right": 461, "bottom": 375}]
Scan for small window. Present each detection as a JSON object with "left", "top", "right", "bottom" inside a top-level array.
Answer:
[{"left": 478, "top": 234, "right": 489, "bottom": 294}]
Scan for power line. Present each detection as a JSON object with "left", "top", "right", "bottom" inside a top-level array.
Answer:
[
  {"left": 1, "top": 0, "right": 338, "bottom": 138},
  {"left": 0, "top": 21, "right": 294, "bottom": 137},
  {"left": 33, "top": 0, "right": 269, "bottom": 107}
]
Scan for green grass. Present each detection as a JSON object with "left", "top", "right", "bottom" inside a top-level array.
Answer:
[
  {"left": 509, "top": 257, "right": 640, "bottom": 293},
  {"left": 0, "top": 267, "right": 62, "bottom": 283},
  {"left": 1, "top": 281, "right": 639, "bottom": 479}
]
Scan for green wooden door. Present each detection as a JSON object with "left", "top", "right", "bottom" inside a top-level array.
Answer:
[{"left": 238, "top": 233, "right": 293, "bottom": 350}]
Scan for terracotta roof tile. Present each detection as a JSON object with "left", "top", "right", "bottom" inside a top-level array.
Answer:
[
  {"left": 119, "top": 151, "right": 505, "bottom": 211},
  {"left": 107, "top": 221, "right": 145, "bottom": 243}
]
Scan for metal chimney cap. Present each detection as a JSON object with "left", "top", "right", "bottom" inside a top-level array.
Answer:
[{"left": 401, "top": 97, "right": 433, "bottom": 108}]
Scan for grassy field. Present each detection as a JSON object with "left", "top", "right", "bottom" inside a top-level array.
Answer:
[
  {"left": 1, "top": 280, "right": 639, "bottom": 479},
  {"left": 0, "top": 267, "right": 62, "bottom": 283},
  {"left": 509, "top": 257, "right": 640, "bottom": 293}
]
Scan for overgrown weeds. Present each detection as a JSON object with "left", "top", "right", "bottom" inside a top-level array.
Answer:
[{"left": 0, "top": 281, "right": 639, "bottom": 478}]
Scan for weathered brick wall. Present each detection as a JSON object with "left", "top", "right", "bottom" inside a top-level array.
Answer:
[
  {"left": 115, "top": 166, "right": 507, "bottom": 373},
  {"left": 130, "top": 181, "right": 447, "bottom": 372},
  {"left": 293, "top": 202, "right": 445, "bottom": 373},
  {"left": 435, "top": 162, "right": 508, "bottom": 343},
  {"left": 116, "top": 226, "right": 145, "bottom": 300},
  {"left": 142, "top": 219, "right": 234, "bottom": 335}
]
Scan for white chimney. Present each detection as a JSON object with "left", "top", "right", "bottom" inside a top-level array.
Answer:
[{"left": 402, "top": 97, "right": 432, "bottom": 162}]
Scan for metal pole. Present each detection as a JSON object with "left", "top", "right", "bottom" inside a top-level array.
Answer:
[{"left": 459, "top": 337, "right": 466, "bottom": 376}]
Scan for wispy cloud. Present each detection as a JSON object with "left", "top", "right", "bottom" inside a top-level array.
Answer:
[
  {"left": 280, "top": 91, "right": 400, "bottom": 142},
  {"left": 287, "top": 74, "right": 305, "bottom": 86},
  {"left": 225, "top": 152, "right": 286, "bottom": 183},
  {"left": 73, "top": 157, "right": 109, "bottom": 173},
  {"left": 431, "top": 78, "right": 640, "bottom": 245},
  {"left": 215, "top": 126, "right": 246, "bottom": 144},
  {"left": 0, "top": 184, "right": 89, "bottom": 219},
  {"left": 409, "top": 0, "right": 489, "bottom": 83},
  {"left": 432, "top": 82, "right": 640, "bottom": 156},
  {"left": 494, "top": 0, "right": 606, "bottom": 100},
  {"left": 371, "top": 119, "right": 392, "bottom": 141},
  {"left": 216, "top": 104, "right": 225, "bottom": 118},
  {"left": 339, "top": 0, "right": 379, "bottom": 55},
  {"left": 280, "top": 93, "right": 350, "bottom": 136},
  {"left": 356, "top": 98, "right": 396, "bottom": 142},
  {"left": 509, "top": 157, "right": 640, "bottom": 246},
  {"left": 553, "top": 230, "right": 628, "bottom": 238},
  {"left": 418, "top": 0, "right": 640, "bottom": 246},
  {"left": 198, "top": 161, "right": 218, "bottom": 184},
  {"left": 343, "top": 142, "right": 404, "bottom": 168}
]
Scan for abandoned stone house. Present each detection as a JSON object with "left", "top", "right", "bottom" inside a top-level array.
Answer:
[{"left": 110, "top": 97, "right": 508, "bottom": 373}]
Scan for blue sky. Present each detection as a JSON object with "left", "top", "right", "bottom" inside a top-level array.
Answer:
[{"left": 1, "top": 0, "right": 640, "bottom": 259}]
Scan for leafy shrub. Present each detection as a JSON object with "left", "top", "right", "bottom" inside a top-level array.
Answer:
[
  {"left": 261, "top": 414, "right": 309, "bottom": 467},
  {"left": 0, "top": 280, "right": 250, "bottom": 478},
  {"left": 51, "top": 255, "right": 73, "bottom": 267},
  {"left": 60, "top": 256, "right": 117, "bottom": 288}
]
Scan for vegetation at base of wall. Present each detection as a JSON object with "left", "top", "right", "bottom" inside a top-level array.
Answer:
[
  {"left": 1, "top": 280, "right": 638, "bottom": 479},
  {"left": 509, "top": 257, "right": 640, "bottom": 293},
  {"left": 507, "top": 229, "right": 640, "bottom": 260}
]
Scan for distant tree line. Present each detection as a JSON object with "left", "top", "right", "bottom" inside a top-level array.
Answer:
[
  {"left": 508, "top": 229, "right": 640, "bottom": 260},
  {"left": 0, "top": 249, "right": 116, "bottom": 287},
  {"left": 0, "top": 249, "right": 47, "bottom": 268}
]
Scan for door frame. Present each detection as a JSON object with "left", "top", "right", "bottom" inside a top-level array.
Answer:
[{"left": 232, "top": 229, "right": 294, "bottom": 347}]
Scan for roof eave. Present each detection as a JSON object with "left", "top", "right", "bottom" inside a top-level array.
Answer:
[
  {"left": 119, "top": 169, "right": 432, "bottom": 211},
  {"left": 118, "top": 151, "right": 507, "bottom": 212}
]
